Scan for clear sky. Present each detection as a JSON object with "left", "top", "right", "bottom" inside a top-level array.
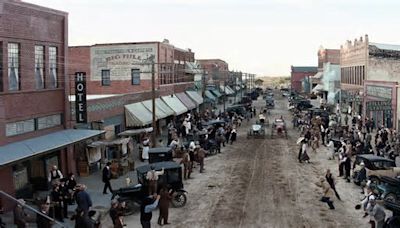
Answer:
[{"left": 25, "top": 0, "right": 400, "bottom": 76}]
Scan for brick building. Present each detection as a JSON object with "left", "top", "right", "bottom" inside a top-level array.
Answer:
[
  {"left": 197, "top": 59, "right": 229, "bottom": 85},
  {"left": 340, "top": 34, "right": 400, "bottom": 129},
  {"left": 318, "top": 47, "right": 340, "bottom": 71},
  {"left": 68, "top": 40, "right": 197, "bottom": 139},
  {"left": 0, "top": 0, "right": 104, "bottom": 211},
  {"left": 290, "top": 66, "right": 318, "bottom": 92}
]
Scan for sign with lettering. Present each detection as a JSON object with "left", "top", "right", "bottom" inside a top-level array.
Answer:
[
  {"left": 90, "top": 44, "right": 157, "bottom": 82},
  {"left": 75, "top": 72, "right": 87, "bottom": 123},
  {"left": 366, "top": 85, "right": 392, "bottom": 99},
  {"left": 366, "top": 100, "right": 392, "bottom": 111}
]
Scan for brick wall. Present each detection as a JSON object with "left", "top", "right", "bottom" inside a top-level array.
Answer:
[{"left": 0, "top": 1, "right": 68, "bottom": 145}]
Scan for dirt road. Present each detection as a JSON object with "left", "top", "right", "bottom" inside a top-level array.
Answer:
[{"left": 114, "top": 94, "right": 369, "bottom": 228}]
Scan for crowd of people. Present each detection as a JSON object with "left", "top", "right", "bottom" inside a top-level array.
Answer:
[{"left": 292, "top": 101, "right": 400, "bottom": 228}]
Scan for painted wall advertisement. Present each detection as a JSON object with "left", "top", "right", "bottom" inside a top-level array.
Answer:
[{"left": 90, "top": 44, "right": 158, "bottom": 81}]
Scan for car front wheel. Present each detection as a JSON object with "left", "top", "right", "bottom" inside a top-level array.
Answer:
[{"left": 384, "top": 193, "right": 397, "bottom": 203}]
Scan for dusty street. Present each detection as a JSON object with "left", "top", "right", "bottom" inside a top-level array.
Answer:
[{"left": 110, "top": 94, "right": 369, "bottom": 228}]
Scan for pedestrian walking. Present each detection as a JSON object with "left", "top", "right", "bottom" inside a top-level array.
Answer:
[
  {"left": 140, "top": 195, "right": 160, "bottom": 228},
  {"left": 344, "top": 153, "right": 352, "bottom": 182},
  {"left": 75, "top": 184, "right": 92, "bottom": 215},
  {"left": 195, "top": 146, "right": 206, "bottom": 173},
  {"left": 142, "top": 136, "right": 150, "bottom": 161},
  {"left": 73, "top": 208, "right": 94, "bottom": 228},
  {"left": 315, "top": 178, "right": 335, "bottom": 209},
  {"left": 325, "top": 169, "right": 341, "bottom": 200},
  {"left": 158, "top": 187, "right": 172, "bottom": 226},
  {"left": 180, "top": 151, "right": 192, "bottom": 179},
  {"left": 146, "top": 167, "right": 164, "bottom": 195},
  {"left": 102, "top": 162, "right": 113, "bottom": 194},
  {"left": 299, "top": 140, "right": 310, "bottom": 163},
  {"left": 321, "top": 125, "right": 326, "bottom": 146},
  {"left": 230, "top": 128, "right": 237, "bottom": 144},
  {"left": 326, "top": 139, "right": 335, "bottom": 160}
]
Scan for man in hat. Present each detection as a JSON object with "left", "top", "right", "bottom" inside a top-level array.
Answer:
[
  {"left": 355, "top": 162, "right": 367, "bottom": 192},
  {"left": 102, "top": 162, "right": 113, "bottom": 194},
  {"left": 140, "top": 194, "right": 160, "bottom": 228},
  {"left": 146, "top": 166, "right": 164, "bottom": 195}
]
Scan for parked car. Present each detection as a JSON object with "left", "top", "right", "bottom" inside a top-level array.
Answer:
[
  {"left": 374, "top": 176, "right": 400, "bottom": 203},
  {"left": 226, "top": 105, "right": 247, "bottom": 116},
  {"left": 112, "top": 161, "right": 187, "bottom": 215},
  {"left": 148, "top": 147, "right": 173, "bottom": 164},
  {"left": 296, "top": 100, "right": 313, "bottom": 110},
  {"left": 352, "top": 154, "right": 400, "bottom": 183}
]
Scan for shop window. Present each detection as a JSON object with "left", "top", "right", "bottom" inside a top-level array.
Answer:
[
  {"left": 49, "top": 47, "right": 58, "bottom": 88},
  {"left": 37, "top": 114, "right": 62, "bottom": 130},
  {"left": 6, "top": 119, "right": 35, "bottom": 136},
  {"left": 8, "top": 43, "right": 20, "bottom": 91},
  {"left": 13, "top": 165, "right": 28, "bottom": 190},
  {"left": 101, "top": 69, "right": 110, "bottom": 86},
  {"left": 131, "top": 69, "right": 140, "bottom": 85},
  {"left": 35, "top": 46, "right": 45, "bottom": 89}
]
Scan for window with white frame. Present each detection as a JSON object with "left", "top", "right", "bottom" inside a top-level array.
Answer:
[
  {"left": 8, "top": 43, "right": 20, "bottom": 91},
  {"left": 49, "top": 47, "right": 58, "bottom": 88},
  {"left": 35, "top": 46, "right": 44, "bottom": 89},
  {"left": 6, "top": 119, "right": 35, "bottom": 136},
  {"left": 131, "top": 69, "right": 140, "bottom": 85},
  {"left": 37, "top": 114, "right": 62, "bottom": 130}
]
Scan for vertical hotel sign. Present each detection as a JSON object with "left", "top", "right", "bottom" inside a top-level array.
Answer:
[{"left": 75, "top": 72, "right": 87, "bottom": 123}]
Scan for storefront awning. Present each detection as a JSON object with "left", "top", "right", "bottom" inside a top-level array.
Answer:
[
  {"left": 226, "top": 86, "right": 235, "bottom": 94},
  {"left": 209, "top": 89, "right": 222, "bottom": 98},
  {"left": 125, "top": 102, "right": 153, "bottom": 127},
  {"left": 312, "top": 84, "right": 325, "bottom": 92},
  {"left": 186, "top": 90, "right": 204, "bottom": 105},
  {"left": 0, "top": 129, "right": 105, "bottom": 167},
  {"left": 205, "top": 90, "right": 217, "bottom": 102},
  {"left": 142, "top": 99, "right": 168, "bottom": 119},
  {"left": 161, "top": 94, "right": 188, "bottom": 116},
  {"left": 176, "top": 92, "right": 197, "bottom": 110}
]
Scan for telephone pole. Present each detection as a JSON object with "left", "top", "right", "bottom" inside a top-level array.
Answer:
[{"left": 151, "top": 58, "right": 156, "bottom": 147}]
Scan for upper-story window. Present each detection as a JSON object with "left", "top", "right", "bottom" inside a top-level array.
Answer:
[
  {"left": 35, "top": 46, "right": 44, "bottom": 89},
  {"left": 8, "top": 43, "right": 20, "bottom": 91},
  {"left": 49, "top": 47, "right": 58, "bottom": 88},
  {"left": 101, "top": 69, "right": 111, "bottom": 86},
  {"left": 131, "top": 69, "right": 140, "bottom": 85}
]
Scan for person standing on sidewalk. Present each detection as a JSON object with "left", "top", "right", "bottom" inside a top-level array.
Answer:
[
  {"left": 325, "top": 169, "right": 341, "bottom": 200},
  {"left": 140, "top": 194, "right": 160, "bottom": 228},
  {"left": 102, "top": 162, "right": 113, "bottom": 194},
  {"left": 367, "top": 198, "right": 386, "bottom": 228},
  {"left": 76, "top": 184, "right": 92, "bottom": 215}
]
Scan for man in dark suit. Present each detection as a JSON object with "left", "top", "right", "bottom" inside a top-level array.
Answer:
[{"left": 102, "top": 162, "right": 113, "bottom": 194}]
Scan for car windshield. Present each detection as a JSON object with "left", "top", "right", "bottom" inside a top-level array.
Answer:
[{"left": 372, "top": 161, "right": 395, "bottom": 169}]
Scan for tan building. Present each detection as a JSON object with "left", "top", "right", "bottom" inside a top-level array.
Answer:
[{"left": 340, "top": 35, "right": 400, "bottom": 129}]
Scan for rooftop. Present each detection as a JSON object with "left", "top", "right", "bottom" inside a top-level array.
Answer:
[
  {"left": 291, "top": 66, "right": 318, "bottom": 73},
  {"left": 369, "top": 42, "right": 400, "bottom": 52}
]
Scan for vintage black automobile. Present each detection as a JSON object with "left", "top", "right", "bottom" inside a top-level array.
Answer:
[
  {"left": 148, "top": 147, "right": 173, "bottom": 164},
  {"left": 383, "top": 200, "right": 400, "bottom": 227},
  {"left": 112, "top": 161, "right": 187, "bottom": 215}
]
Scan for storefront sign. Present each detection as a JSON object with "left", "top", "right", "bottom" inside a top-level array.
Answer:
[
  {"left": 366, "top": 100, "right": 392, "bottom": 111},
  {"left": 75, "top": 72, "right": 87, "bottom": 123},
  {"left": 366, "top": 85, "right": 392, "bottom": 100},
  {"left": 91, "top": 44, "right": 157, "bottom": 82}
]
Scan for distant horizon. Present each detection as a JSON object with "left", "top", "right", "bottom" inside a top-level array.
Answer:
[{"left": 25, "top": 0, "right": 400, "bottom": 76}]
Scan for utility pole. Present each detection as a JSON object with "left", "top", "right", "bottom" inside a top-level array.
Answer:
[{"left": 151, "top": 58, "right": 156, "bottom": 148}]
